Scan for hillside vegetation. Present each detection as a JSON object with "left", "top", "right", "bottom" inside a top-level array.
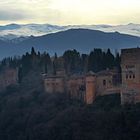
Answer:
[
  {"left": 0, "top": 48, "right": 139, "bottom": 140},
  {"left": 0, "top": 73, "right": 140, "bottom": 140}
]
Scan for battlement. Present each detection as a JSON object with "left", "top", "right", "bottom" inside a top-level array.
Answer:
[
  {"left": 121, "top": 48, "right": 140, "bottom": 64},
  {"left": 121, "top": 48, "right": 140, "bottom": 53}
]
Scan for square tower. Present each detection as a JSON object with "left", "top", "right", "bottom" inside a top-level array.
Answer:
[{"left": 121, "top": 48, "right": 140, "bottom": 104}]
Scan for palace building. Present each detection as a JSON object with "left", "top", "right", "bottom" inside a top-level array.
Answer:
[
  {"left": 44, "top": 69, "right": 119, "bottom": 104},
  {"left": 44, "top": 48, "right": 140, "bottom": 105}
]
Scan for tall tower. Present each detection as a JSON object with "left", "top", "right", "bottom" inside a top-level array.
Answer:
[
  {"left": 121, "top": 48, "right": 140, "bottom": 104},
  {"left": 85, "top": 72, "right": 96, "bottom": 104}
]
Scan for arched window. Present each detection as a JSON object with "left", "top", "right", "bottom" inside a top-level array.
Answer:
[{"left": 103, "top": 80, "right": 106, "bottom": 86}]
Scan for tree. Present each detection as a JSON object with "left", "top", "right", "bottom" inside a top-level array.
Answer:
[
  {"left": 88, "top": 49, "right": 104, "bottom": 72},
  {"left": 81, "top": 54, "right": 88, "bottom": 73},
  {"left": 105, "top": 49, "right": 115, "bottom": 69},
  {"left": 63, "top": 49, "right": 81, "bottom": 74},
  {"left": 31, "top": 47, "right": 36, "bottom": 56}
]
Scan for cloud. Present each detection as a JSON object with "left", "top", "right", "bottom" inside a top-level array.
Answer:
[
  {"left": 0, "top": 0, "right": 52, "bottom": 23},
  {"left": 0, "top": 0, "right": 140, "bottom": 25},
  {"left": 0, "top": 9, "right": 32, "bottom": 21}
]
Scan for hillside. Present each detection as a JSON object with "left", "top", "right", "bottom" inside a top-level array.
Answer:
[
  {"left": 0, "top": 40, "right": 13, "bottom": 58},
  {"left": 0, "top": 69, "right": 138, "bottom": 140},
  {"left": 0, "top": 74, "right": 140, "bottom": 140}
]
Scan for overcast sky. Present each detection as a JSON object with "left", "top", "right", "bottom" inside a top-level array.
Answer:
[{"left": 0, "top": 0, "right": 140, "bottom": 25}]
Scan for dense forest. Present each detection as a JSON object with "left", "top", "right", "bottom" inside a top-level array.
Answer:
[
  {"left": 1, "top": 48, "right": 140, "bottom": 140},
  {"left": 0, "top": 47, "right": 121, "bottom": 79}
]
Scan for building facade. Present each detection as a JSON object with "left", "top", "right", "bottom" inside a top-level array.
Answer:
[
  {"left": 67, "top": 75, "right": 85, "bottom": 101},
  {"left": 96, "top": 69, "right": 120, "bottom": 96},
  {"left": 44, "top": 69, "right": 119, "bottom": 104},
  {"left": 44, "top": 75, "right": 66, "bottom": 94},
  {"left": 121, "top": 48, "right": 140, "bottom": 104}
]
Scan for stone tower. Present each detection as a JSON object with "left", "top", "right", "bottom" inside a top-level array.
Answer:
[
  {"left": 85, "top": 71, "right": 96, "bottom": 104},
  {"left": 121, "top": 48, "right": 140, "bottom": 104}
]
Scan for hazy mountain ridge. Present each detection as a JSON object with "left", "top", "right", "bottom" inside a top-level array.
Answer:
[
  {"left": 0, "top": 23, "right": 140, "bottom": 41},
  {"left": 0, "top": 29, "right": 140, "bottom": 59},
  {"left": 0, "top": 23, "right": 66, "bottom": 40}
]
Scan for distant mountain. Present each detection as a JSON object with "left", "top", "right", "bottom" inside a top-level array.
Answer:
[
  {"left": 98, "top": 23, "right": 140, "bottom": 37},
  {"left": 0, "top": 40, "right": 13, "bottom": 59},
  {"left": 0, "top": 23, "right": 140, "bottom": 41},
  {"left": 0, "top": 29, "right": 140, "bottom": 59},
  {"left": 0, "top": 23, "right": 66, "bottom": 40}
]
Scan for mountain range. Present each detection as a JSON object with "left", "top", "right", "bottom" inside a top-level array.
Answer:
[
  {"left": 0, "top": 23, "right": 140, "bottom": 41},
  {"left": 0, "top": 28, "right": 140, "bottom": 59}
]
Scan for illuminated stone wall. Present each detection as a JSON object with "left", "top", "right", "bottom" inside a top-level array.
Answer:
[{"left": 44, "top": 70, "right": 120, "bottom": 104}]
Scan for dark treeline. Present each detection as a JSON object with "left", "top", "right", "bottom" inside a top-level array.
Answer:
[{"left": 0, "top": 47, "right": 121, "bottom": 80}]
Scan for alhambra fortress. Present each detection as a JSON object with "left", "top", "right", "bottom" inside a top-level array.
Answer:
[{"left": 1, "top": 48, "right": 140, "bottom": 105}]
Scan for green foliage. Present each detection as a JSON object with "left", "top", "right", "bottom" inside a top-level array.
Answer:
[
  {"left": 88, "top": 48, "right": 118, "bottom": 72},
  {"left": 0, "top": 47, "right": 121, "bottom": 80},
  {"left": 63, "top": 49, "right": 81, "bottom": 74},
  {"left": 88, "top": 49, "right": 104, "bottom": 72},
  {"left": 105, "top": 49, "right": 115, "bottom": 69}
]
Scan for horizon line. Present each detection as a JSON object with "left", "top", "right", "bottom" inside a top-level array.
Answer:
[{"left": 0, "top": 22, "right": 139, "bottom": 26}]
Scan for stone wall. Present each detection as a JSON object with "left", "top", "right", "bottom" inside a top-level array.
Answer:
[
  {"left": 44, "top": 76, "right": 66, "bottom": 93},
  {"left": 67, "top": 75, "right": 85, "bottom": 101},
  {"left": 0, "top": 68, "right": 18, "bottom": 90},
  {"left": 44, "top": 70, "right": 120, "bottom": 104}
]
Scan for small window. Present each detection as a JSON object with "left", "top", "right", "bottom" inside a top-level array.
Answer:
[
  {"left": 133, "top": 74, "right": 135, "bottom": 79},
  {"left": 129, "top": 75, "right": 132, "bottom": 79},
  {"left": 103, "top": 80, "right": 106, "bottom": 86},
  {"left": 126, "top": 74, "right": 128, "bottom": 79}
]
